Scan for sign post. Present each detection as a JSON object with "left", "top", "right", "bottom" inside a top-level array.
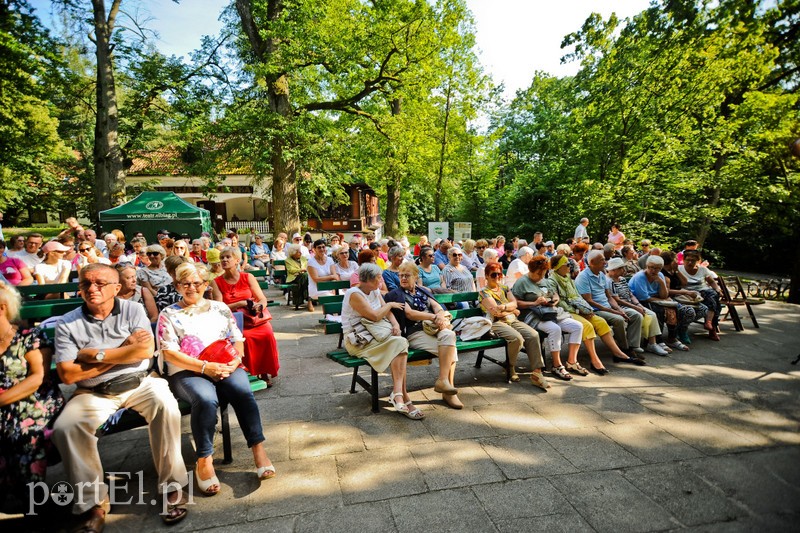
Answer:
[
  {"left": 427, "top": 222, "right": 449, "bottom": 243},
  {"left": 453, "top": 222, "right": 472, "bottom": 242}
]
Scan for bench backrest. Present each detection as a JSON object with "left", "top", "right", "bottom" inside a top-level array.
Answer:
[
  {"left": 272, "top": 260, "right": 287, "bottom": 282},
  {"left": 18, "top": 282, "right": 80, "bottom": 298},
  {"left": 433, "top": 291, "right": 480, "bottom": 304},
  {"left": 317, "top": 280, "right": 351, "bottom": 294},
  {"left": 20, "top": 299, "right": 83, "bottom": 320}
]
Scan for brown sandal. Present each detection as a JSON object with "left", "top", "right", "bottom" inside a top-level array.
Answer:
[
  {"left": 162, "top": 491, "right": 188, "bottom": 525},
  {"left": 72, "top": 506, "right": 106, "bottom": 533}
]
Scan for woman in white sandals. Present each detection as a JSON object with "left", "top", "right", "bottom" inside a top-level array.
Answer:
[
  {"left": 340, "top": 263, "right": 423, "bottom": 419},
  {"left": 157, "top": 262, "right": 276, "bottom": 495},
  {"left": 385, "top": 261, "right": 463, "bottom": 409}
]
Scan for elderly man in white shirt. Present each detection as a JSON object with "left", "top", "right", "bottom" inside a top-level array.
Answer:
[
  {"left": 505, "top": 246, "right": 534, "bottom": 288},
  {"left": 574, "top": 218, "right": 590, "bottom": 242}
]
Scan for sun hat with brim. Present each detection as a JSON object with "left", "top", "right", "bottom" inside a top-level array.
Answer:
[
  {"left": 206, "top": 248, "right": 221, "bottom": 263},
  {"left": 606, "top": 257, "right": 625, "bottom": 271},
  {"left": 42, "top": 241, "right": 71, "bottom": 253}
]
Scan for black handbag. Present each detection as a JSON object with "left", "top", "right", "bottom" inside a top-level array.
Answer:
[{"left": 530, "top": 305, "right": 558, "bottom": 322}]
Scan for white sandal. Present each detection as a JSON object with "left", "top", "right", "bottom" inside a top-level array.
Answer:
[
  {"left": 403, "top": 401, "right": 425, "bottom": 420},
  {"left": 194, "top": 464, "right": 220, "bottom": 496},
  {"left": 388, "top": 392, "right": 409, "bottom": 413},
  {"left": 257, "top": 465, "right": 276, "bottom": 480}
]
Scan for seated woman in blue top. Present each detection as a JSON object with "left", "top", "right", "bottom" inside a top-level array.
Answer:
[
  {"left": 381, "top": 246, "right": 405, "bottom": 291},
  {"left": 416, "top": 247, "right": 443, "bottom": 290},
  {"left": 249, "top": 235, "right": 270, "bottom": 270}
]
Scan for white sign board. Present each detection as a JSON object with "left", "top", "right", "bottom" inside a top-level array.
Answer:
[
  {"left": 428, "top": 222, "right": 449, "bottom": 243},
  {"left": 453, "top": 222, "right": 472, "bottom": 242}
]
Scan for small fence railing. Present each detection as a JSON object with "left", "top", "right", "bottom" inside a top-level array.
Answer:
[{"left": 225, "top": 221, "right": 271, "bottom": 235}]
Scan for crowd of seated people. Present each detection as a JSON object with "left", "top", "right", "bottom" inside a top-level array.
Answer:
[{"left": 0, "top": 216, "right": 740, "bottom": 524}]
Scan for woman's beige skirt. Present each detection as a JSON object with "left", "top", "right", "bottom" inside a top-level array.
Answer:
[{"left": 345, "top": 335, "right": 409, "bottom": 373}]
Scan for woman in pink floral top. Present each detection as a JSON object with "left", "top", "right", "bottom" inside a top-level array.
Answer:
[{"left": 157, "top": 263, "right": 275, "bottom": 496}]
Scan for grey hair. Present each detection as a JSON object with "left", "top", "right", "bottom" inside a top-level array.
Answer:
[
  {"left": 358, "top": 262, "right": 383, "bottom": 283},
  {"left": 603, "top": 243, "right": 616, "bottom": 254},
  {"left": 586, "top": 249, "right": 605, "bottom": 263},
  {"left": 221, "top": 245, "right": 242, "bottom": 260},
  {"left": 145, "top": 244, "right": 166, "bottom": 256},
  {"left": 388, "top": 246, "right": 405, "bottom": 260},
  {"left": 482, "top": 248, "right": 499, "bottom": 261},
  {"left": 130, "top": 236, "right": 147, "bottom": 246},
  {"left": 0, "top": 282, "right": 22, "bottom": 321},
  {"left": 192, "top": 239, "right": 203, "bottom": 245},
  {"left": 287, "top": 243, "right": 302, "bottom": 256},
  {"left": 517, "top": 246, "right": 534, "bottom": 258},
  {"left": 646, "top": 255, "right": 665, "bottom": 267},
  {"left": 580, "top": 217, "right": 589, "bottom": 223}
]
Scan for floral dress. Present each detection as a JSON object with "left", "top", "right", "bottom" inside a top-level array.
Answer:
[{"left": 1, "top": 327, "right": 64, "bottom": 503}]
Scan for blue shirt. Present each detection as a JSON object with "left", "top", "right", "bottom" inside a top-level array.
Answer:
[
  {"left": 433, "top": 250, "right": 449, "bottom": 269},
  {"left": 382, "top": 269, "right": 400, "bottom": 291},
  {"left": 628, "top": 271, "right": 665, "bottom": 302},
  {"left": 574, "top": 268, "right": 612, "bottom": 309},
  {"left": 418, "top": 264, "right": 442, "bottom": 288},
  {"left": 250, "top": 242, "right": 270, "bottom": 257}
]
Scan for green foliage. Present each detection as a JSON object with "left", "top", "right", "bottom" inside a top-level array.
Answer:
[{"left": 489, "top": 0, "right": 800, "bottom": 271}]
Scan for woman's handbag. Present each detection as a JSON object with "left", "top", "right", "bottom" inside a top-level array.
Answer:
[
  {"left": 360, "top": 317, "right": 393, "bottom": 343},
  {"left": 422, "top": 314, "right": 453, "bottom": 336},
  {"left": 198, "top": 338, "right": 240, "bottom": 364},
  {"left": 530, "top": 305, "right": 558, "bottom": 322},
  {"left": 243, "top": 299, "right": 272, "bottom": 328}
]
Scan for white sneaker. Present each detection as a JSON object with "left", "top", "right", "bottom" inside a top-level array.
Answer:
[
  {"left": 645, "top": 343, "right": 669, "bottom": 356},
  {"left": 633, "top": 347, "right": 645, "bottom": 354},
  {"left": 658, "top": 342, "right": 673, "bottom": 353}
]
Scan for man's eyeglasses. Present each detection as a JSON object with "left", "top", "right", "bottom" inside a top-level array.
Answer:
[
  {"left": 179, "top": 281, "right": 205, "bottom": 290},
  {"left": 315, "top": 245, "right": 326, "bottom": 250},
  {"left": 80, "top": 280, "right": 117, "bottom": 290}
]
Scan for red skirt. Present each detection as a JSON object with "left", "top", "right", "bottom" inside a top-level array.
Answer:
[{"left": 241, "top": 321, "right": 280, "bottom": 377}]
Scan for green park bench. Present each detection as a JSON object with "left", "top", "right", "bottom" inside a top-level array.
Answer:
[{"left": 322, "top": 291, "right": 509, "bottom": 413}]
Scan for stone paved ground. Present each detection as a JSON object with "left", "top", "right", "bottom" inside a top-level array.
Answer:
[{"left": 4, "top": 294, "right": 799, "bottom": 532}]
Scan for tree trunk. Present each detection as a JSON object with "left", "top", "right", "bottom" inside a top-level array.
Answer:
[
  {"left": 434, "top": 81, "right": 452, "bottom": 221},
  {"left": 695, "top": 154, "right": 725, "bottom": 247},
  {"left": 235, "top": 0, "right": 301, "bottom": 235},
  {"left": 383, "top": 97, "right": 402, "bottom": 236},
  {"left": 92, "top": 0, "right": 125, "bottom": 218}
]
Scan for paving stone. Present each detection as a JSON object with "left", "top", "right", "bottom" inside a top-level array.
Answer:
[
  {"left": 246, "top": 457, "right": 341, "bottom": 521},
  {"left": 389, "top": 488, "right": 496, "bottom": 533},
  {"left": 651, "top": 416, "right": 765, "bottom": 455},
  {"left": 410, "top": 440, "right": 505, "bottom": 490},
  {"left": 474, "top": 402, "right": 558, "bottom": 435},
  {"left": 471, "top": 478, "right": 564, "bottom": 520},
  {"left": 540, "top": 428, "right": 644, "bottom": 471},
  {"left": 352, "top": 413, "right": 436, "bottom": 450},
  {"left": 481, "top": 434, "right": 578, "bottom": 479},
  {"left": 549, "top": 470, "right": 677, "bottom": 532},
  {"left": 295, "top": 501, "right": 395, "bottom": 533},
  {"left": 276, "top": 372, "right": 335, "bottom": 396},
  {"left": 599, "top": 422, "right": 703, "bottom": 463},
  {"left": 426, "top": 408, "right": 499, "bottom": 441},
  {"left": 289, "top": 420, "right": 364, "bottom": 458},
  {"left": 495, "top": 511, "right": 594, "bottom": 533},
  {"left": 532, "top": 402, "right": 612, "bottom": 430},
  {"left": 686, "top": 452, "right": 800, "bottom": 515},
  {"left": 337, "top": 447, "right": 426, "bottom": 505},
  {"left": 621, "top": 463, "right": 745, "bottom": 526},
  {"left": 574, "top": 392, "right": 662, "bottom": 424},
  {"left": 205, "top": 515, "right": 296, "bottom": 533}
]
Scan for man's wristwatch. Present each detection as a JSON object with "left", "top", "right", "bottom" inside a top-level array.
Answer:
[{"left": 95, "top": 350, "right": 106, "bottom": 362}]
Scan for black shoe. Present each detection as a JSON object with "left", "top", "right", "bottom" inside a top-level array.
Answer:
[
  {"left": 613, "top": 355, "right": 646, "bottom": 366},
  {"left": 590, "top": 365, "right": 609, "bottom": 375}
]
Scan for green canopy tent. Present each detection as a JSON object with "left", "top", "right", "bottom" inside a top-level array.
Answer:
[{"left": 99, "top": 192, "right": 212, "bottom": 243}]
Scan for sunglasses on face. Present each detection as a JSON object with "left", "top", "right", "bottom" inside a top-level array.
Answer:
[
  {"left": 489, "top": 272, "right": 503, "bottom": 278},
  {"left": 79, "top": 280, "right": 117, "bottom": 290},
  {"left": 146, "top": 252, "right": 161, "bottom": 257},
  {"left": 79, "top": 247, "right": 91, "bottom": 252}
]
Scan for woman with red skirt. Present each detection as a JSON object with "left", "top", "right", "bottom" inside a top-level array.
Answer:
[{"left": 211, "top": 247, "right": 280, "bottom": 385}]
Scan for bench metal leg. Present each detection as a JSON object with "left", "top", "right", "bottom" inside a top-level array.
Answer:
[
  {"left": 475, "top": 350, "right": 484, "bottom": 368},
  {"left": 349, "top": 366, "right": 380, "bottom": 413},
  {"left": 220, "top": 405, "right": 232, "bottom": 464}
]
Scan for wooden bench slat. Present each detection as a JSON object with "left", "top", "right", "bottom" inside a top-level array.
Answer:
[{"left": 18, "top": 282, "right": 80, "bottom": 297}]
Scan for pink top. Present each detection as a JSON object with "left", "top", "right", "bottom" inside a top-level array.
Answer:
[
  {"left": 607, "top": 231, "right": 625, "bottom": 250},
  {"left": 0, "top": 256, "right": 27, "bottom": 285}
]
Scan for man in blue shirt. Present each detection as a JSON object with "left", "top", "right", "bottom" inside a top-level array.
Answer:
[{"left": 575, "top": 250, "right": 643, "bottom": 359}]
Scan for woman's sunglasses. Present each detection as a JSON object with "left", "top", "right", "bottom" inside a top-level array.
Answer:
[{"left": 489, "top": 272, "right": 503, "bottom": 278}]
